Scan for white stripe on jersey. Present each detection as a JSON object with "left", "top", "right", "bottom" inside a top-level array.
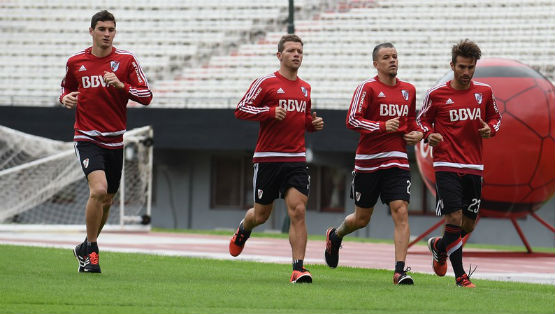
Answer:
[
  {"left": 473, "top": 81, "right": 502, "bottom": 131},
  {"left": 354, "top": 163, "right": 409, "bottom": 172},
  {"left": 417, "top": 83, "right": 445, "bottom": 132},
  {"left": 433, "top": 161, "right": 483, "bottom": 171},
  {"left": 347, "top": 79, "right": 381, "bottom": 132},
  {"left": 116, "top": 49, "right": 150, "bottom": 88},
  {"left": 355, "top": 151, "right": 408, "bottom": 160},
  {"left": 77, "top": 129, "right": 126, "bottom": 137},
  {"left": 237, "top": 74, "right": 275, "bottom": 114},
  {"left": 73, "top": 135, "right": 124, "bottom": 147},
  {"left": 253, "top": 152, "right": 306, "bottom": 158}
]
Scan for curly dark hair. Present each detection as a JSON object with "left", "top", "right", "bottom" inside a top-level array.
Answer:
[{"left": 452, "top": 39, "right": 481, "bottom": 64}]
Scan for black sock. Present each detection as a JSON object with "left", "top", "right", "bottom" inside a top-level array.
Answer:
[
  {"left": 395, "top": 261, "right": 405, "bottom": 273},
  {"left": 293, "top": 259, "right": 304, "bottom": 271},
  {"left": 86, "top": 241, "right": 99, "bottom": 254},
  {"left": 450, "top": 246, "right": 465, "bottom": 278},
  {"left": 460, "top": 230, "right": 468, "bottom": 238},
  {"left": 436, "top": 224, "right": 461, "bottom": 252},
  {"left": 330, "top": 229, "right": 342, "bottom": 246},
  {"left": 238, "top": 221, "right": 251, "bottom": 237},
  {"left": 438, "top": 224, "right": 465, "bottom": 278}
]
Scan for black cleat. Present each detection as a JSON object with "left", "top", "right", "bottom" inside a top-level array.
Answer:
[
  {"left": 324, "top": 227, "right": 342, "bottom": 268},
  {"left": 83, "top": 251, "right": 101, "bottom": 273},
  {"left": 393, "top": 267, "right": 414, "bottom": 285},
  {"left": 73, "top": 242, "right": 86, "bottom": 273}
]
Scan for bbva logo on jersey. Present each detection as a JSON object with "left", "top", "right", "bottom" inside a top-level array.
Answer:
[
  {"left": 379, "top": 104, "right": 409, "bottom": 117},
  {"left": 449, "top": 108, "right": 481, "bottom": 122},
  {"left": 81, "top": 75, "right": 109, "bottom": 88},
  {"left": 279, "top": 99, "right": 307, "bottom": 112}
]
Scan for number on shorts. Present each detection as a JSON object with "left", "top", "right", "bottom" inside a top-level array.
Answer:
[
  {"left": 406, "top": 180, "right": 411, "bottom": 195},
  {"left": 467, "top": 198, "right": 481, "bottom": 214}
]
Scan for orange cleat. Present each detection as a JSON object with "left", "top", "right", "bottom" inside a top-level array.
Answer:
[
  {"left": 290, "top": 267, "right": 312, "bottom": 283},
  {"left": 427, "top": 237, "right": 448, "bottom": 276},
  {"left": 456, "top": 273, "right": 476, "bottom": 288},
  {"left": 229, "top": 222, "right": 251, "bottom": 257}
]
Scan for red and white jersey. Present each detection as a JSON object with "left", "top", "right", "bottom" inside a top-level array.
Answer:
[
  {"left": 60, "top": 47, "right": 152, "bottom": 149},
  {"left": 235, "top": 71, "right": 316, "bottom": 163},
  {"left": 417, "top": 80, "right": 502, "bottom": 175},
  {"left": 346, "top": 76, "right": 418, "bottom": 173}
]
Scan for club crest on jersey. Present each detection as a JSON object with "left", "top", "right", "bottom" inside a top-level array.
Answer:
[
  {"left": 82, "top": 158, "right": 89, "bottom": 169},
  {"left": 401, "top": 89, "right": 409, "bottom": 101},
  {"left": 355, "top": 191, "right": 361, "bottom": 202},
  {"left": 257, "top": 189, "right": 263, "bottom": 199},
  {"left": 300, "top": 86, "right": 308, "bottom": 97},
  {"left": 110, "top": 61, "right": 120, "bottom": 72},
  {"left": 474, "top": 93, "right": 482, "bottom": 104}
]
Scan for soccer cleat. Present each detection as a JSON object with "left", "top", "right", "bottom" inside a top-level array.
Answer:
[
  {"left": 393, "top": 267, "right": 414, "bottom": 285},
  {"left": 427, "top": 237, "right": 448, "bottom": 276},
  {"left": 73, "top": 242, "right": 86, "bottom": 273},
  {"left": 456, "top": 273, "right": 475, "bottom": 288},
  {"left": 229, "top": 221, "right": 251, "bottom": 257},
  {"left": 290, "top": 267, "right": 312, "bottom": 283},
  {"left": 324, "top": 227, "right": 341, "bottom": 268},
  {"left": 83, "top": 251, "right": 101, "bottom": 273}
]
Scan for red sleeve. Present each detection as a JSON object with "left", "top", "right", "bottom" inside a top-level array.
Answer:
[
  {"left": 59, "top": 60, "right": 78, "bottom": 104},
  {"left": 345, "top": 83, "right": 385, "bottom": 133},
  {"left": 305, "top": 98, "right": 316, "bottom": 132},
  {"left": 124, "top": 56, "right": 152, "bottom": 106},
  {"left": 406, "top": 87, "right": 420, "bottom": 132},
  {"left": 235, "top": 78, "right": 274, "bottom": 121},
  {"left": 416, "top": 89, "right": 436, "bottom": 139},
  {"left": 485, "top": 89, "right": 502, "bottom": 137}
]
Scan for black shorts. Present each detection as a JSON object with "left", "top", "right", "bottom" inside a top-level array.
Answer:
[
  {"left": 74, "top": 141, "right": 123, "bottom": 194},
  {"left": 435, "top": 171, "right": 482, "bottom": 220},
  {"left": 253, "top": 162, "right": 310, "bottom": 205},
  {"left": 350, "top": 167, "right": 411, "bottom": 208}
]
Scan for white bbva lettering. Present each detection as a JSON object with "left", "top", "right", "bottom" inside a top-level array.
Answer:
[
  {"left": 379, "top": 104, "right": 408, "bottom": 117},
  {"left": 279, "top": 99, "right": 307, "bottom": 112},
  {"left": 81, "top": 75, "right": 107, "bottom": 88},
  {"left": 449, "top": 108, "right": 481, "bottom": 121}
]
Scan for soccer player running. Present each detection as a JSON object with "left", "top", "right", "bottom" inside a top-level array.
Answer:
[
  {"left": 417, "top": 39, "right": 501, "bottom": 287},
  {"left": 229, "top": 34, "right": 324, "bottom": 283},
  {"left": 324, "top": 43, "right": 422, "bottom": 285},
  {"left": 60, "top": 10, "right": 152, "bottom": 273}
]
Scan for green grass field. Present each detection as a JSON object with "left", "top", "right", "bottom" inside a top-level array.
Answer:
[{"left": 1, "top": 244, "right": 553, "bottom": 314}]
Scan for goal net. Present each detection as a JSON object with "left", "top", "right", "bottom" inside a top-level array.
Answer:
[{"left": 0, "top": 125, "right": 153, "bottom": 231}]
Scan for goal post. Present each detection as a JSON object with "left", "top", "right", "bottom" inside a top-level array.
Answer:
[{"left": 0, "top": 125, "right": 153, "bottom": 231}]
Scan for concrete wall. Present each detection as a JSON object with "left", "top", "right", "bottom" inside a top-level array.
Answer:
[{"left": 151, "top": 149, "right": 555, "bottom": 248}]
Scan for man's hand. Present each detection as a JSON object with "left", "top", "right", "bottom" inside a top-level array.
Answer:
[
  {"left": 427, "top": 133, "right": 443, "bottom": 147},
  {"left": 274, "top": 106, "right": 286, "bottom": 120},
  {"left": 311, "top": 111, "right": 324, "bottom": 131},
  {"left": 385, "top": 117, "right": 400, "bottom": 132},
  {"left": 478, "top": 117, "right": 491, "bottom": 138},
  {"left": 403, "top": 131, "right": 423, "bottom": 145},
  {"left": 103, "top": 71, "right": 124, "bottom": 89},
  {"left": 62, "top": 91, "right": 79, "bottom": 109}
]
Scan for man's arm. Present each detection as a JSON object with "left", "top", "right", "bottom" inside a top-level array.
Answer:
[
  {"left": 483, "top": 89, "right": 502, "bottom": 137},
  {"left": 403, "top": 88, "right": 423, "bottom": 145},
  {"left": 235, "top": 78, "right": 275, "bottom": 121},
  {"left": 346, "top": 83, "right": 395, "bottom": 134},
  {"left": 417, "top": 90, "right": 442, "bottom": 146},
  {"left": 60, "top": 61, "right": 79, "bottom": 109},
  {"left": 120, "top": 55, "right": 152, "bottom": 106}
]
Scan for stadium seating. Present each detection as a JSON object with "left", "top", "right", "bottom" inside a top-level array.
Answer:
[{"left": 0, "top": 0, "right": 554, "bottom": 108}]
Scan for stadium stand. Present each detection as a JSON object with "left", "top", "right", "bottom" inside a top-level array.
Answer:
[{"left": 0, "top": 0, "right": 553, "bottom": 108}]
